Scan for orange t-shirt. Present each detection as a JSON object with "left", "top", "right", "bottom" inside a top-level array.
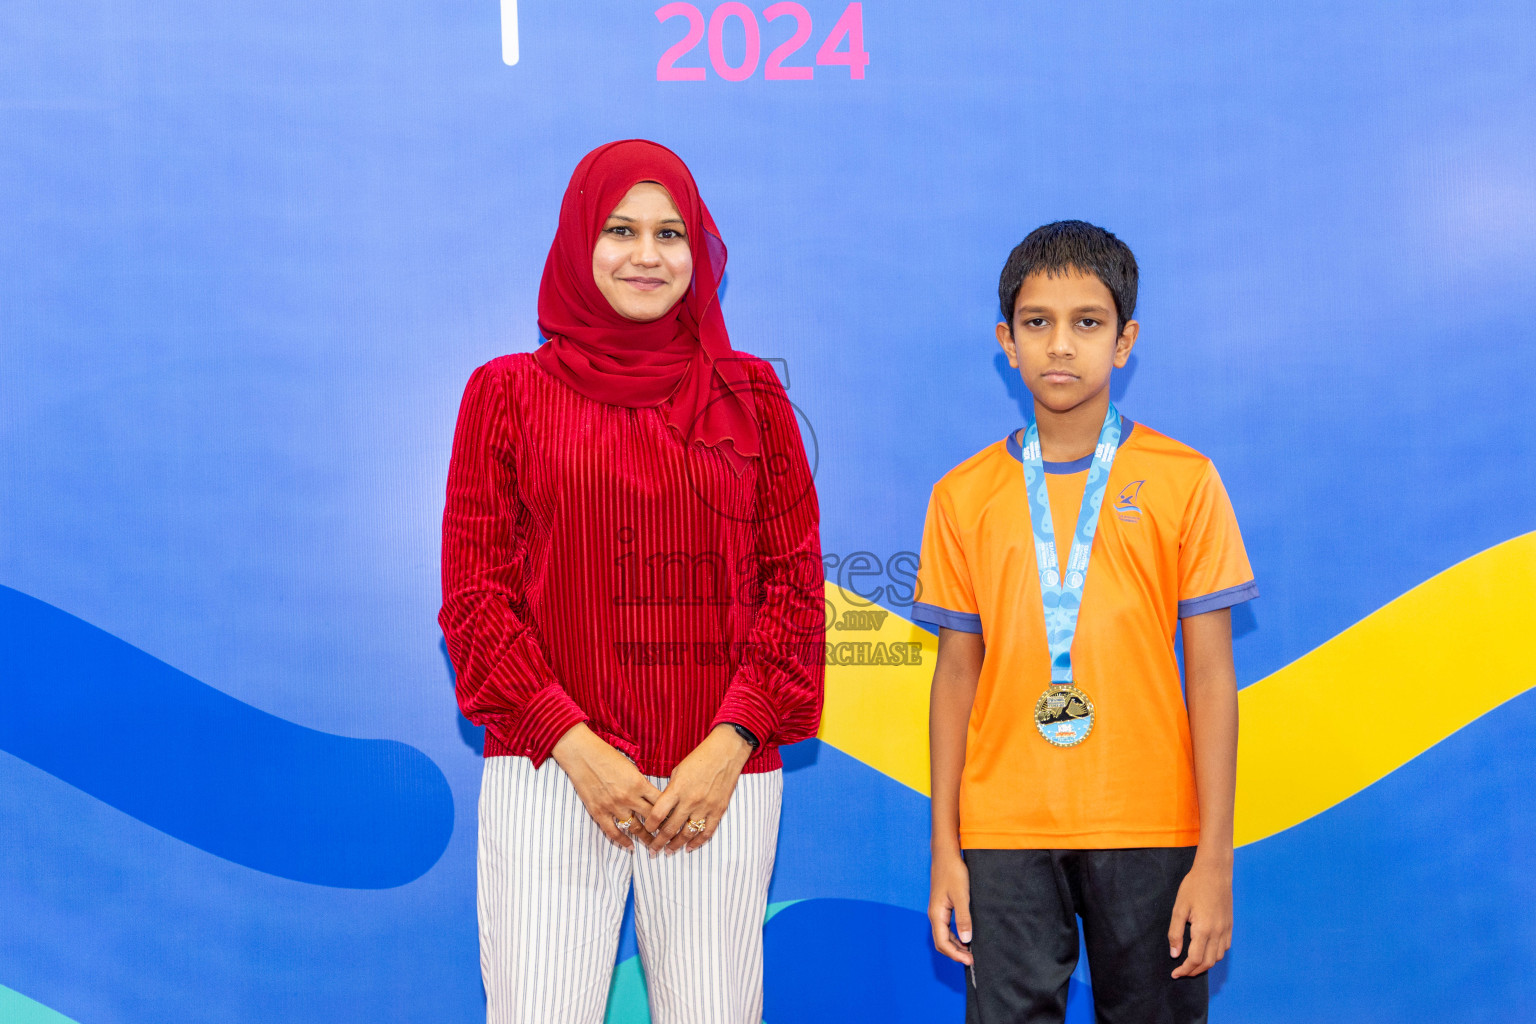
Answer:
[{"left": 915, "top": 418, "right": 1257, "bottom": 849}]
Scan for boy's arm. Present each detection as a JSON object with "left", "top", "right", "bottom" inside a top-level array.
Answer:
[
  {"left": 1170, "top": 606, "right": 1239, "bottom": 979},
  {"left": 928, "top": 626, "right": 984, "bottom": 966}
]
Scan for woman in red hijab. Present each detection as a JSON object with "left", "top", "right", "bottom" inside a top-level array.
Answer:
[{"left": 439, "top": 140, "right": 824, "bottom": 1023}]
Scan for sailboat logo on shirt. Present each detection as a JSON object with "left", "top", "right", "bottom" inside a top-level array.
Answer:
[{"left": 1114, "top": 480, "right": 1145, "bottom": 524}]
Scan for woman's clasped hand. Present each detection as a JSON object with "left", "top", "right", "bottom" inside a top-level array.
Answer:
[
  {"left": 548, "top": 723, "right": 661, "bottom": 850},
  {"left": 551, "top": 722, "right": 754, "bottom": 853},
  {"left": 643, "top": 724, "right": 755, "bottom": 853}
]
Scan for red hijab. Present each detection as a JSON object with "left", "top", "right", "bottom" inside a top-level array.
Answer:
[{"left": 533, "top": 139, "right": 760, "bottom": 472}]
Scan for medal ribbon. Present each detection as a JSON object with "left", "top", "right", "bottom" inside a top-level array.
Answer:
[{"left": 1019, "top": 403, "right": 1122, "bottom": 687}]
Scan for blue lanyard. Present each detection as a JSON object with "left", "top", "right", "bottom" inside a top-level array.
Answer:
[{"left": 1019, "top": 403, "right": 1123, "bottom": 687}]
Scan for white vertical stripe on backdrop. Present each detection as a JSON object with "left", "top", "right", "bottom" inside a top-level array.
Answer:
[{"left": 499, "top": 0, "right": 519, "bottom": 65}]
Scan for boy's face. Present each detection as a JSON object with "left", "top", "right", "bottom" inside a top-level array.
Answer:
[{"left": 996, "top": 268, "right": 1138, "bottom": 416}]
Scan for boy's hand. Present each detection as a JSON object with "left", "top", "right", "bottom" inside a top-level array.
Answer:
[
  {"left": 1168, "top": 856, "right": 1233, "bottom": 978},
  {"left": 928, "top": 850, "right": 974, "bottom": 966}
]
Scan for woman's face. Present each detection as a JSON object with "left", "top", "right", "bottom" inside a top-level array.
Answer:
[{"left": 592, "top": 182, "right": 694, "bottom": 322}]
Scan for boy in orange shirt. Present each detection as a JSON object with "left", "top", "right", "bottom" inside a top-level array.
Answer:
[{"left": 919, "top": 221, "right": 1256, "bottom": 1023}]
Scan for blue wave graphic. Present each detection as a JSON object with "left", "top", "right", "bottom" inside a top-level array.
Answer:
[
  {"left": 762, "top": 898, "right": 1095, "bottom": 1022},
  {"left": 764, "top": 899, "right": 964, "bottom": 1022},
  {"left": 0, "top": 586, "right": 453, "bottom": 889},
  {"left": 771, "top": 740, "right": 931, "bottom": 910}
]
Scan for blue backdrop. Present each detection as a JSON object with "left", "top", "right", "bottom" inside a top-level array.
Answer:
[{"left": 3, "top": 2, "right": 1534, "bottom": 1021}]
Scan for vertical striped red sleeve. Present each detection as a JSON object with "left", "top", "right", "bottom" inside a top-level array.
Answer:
[
  {"left": 438, "top": 364, "right": 588, "bottom": 766},
  {"left": 710, "top": 366, "right": 826, "bottom": 746}
]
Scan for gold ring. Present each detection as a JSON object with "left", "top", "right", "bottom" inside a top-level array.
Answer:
[
  {"left": 614, "top": 816, "right": 636, "bottom": 832},
  {"left": 685, "top": 817, "right": 707, "bottom": 834}
]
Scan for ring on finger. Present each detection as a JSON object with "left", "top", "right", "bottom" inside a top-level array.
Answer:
[
  {"left": 684, "top": 817, "right": 707, "bottom": 835},
  {"left": 614, "top": 816, "right": 636, "bottom": 833}
]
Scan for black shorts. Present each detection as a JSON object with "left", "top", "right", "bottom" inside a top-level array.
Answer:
[{"left": 964, "top": 847, "right": 1208, "bottom": 1024}]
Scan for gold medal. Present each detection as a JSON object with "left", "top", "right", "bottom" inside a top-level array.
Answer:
[{"left": 1034, "top": 685, "right": 1095, "bottom": 748}]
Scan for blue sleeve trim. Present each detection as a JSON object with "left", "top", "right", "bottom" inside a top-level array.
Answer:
[
  {"left": 911, "top": 602, "right": 983, "bottom": 634},
  {"left": 1178, "top": 580, "right": 1259, "bottom": 618}
]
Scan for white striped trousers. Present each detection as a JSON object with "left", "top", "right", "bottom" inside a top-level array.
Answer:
[{"left": 477, "top": 755, "right": 783, "bottom": 1024}]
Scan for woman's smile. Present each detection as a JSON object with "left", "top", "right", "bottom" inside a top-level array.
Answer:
[{"left": 591, "top": 181, "right": 693, "bottom": 321}]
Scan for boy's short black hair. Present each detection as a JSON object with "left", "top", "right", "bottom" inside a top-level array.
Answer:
[{"left": 998, "top": 220, "right": 1138, "bottom": 333}]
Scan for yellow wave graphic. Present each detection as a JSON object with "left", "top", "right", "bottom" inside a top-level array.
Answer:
[
  {"left": 816, "top": 531, "right": 1536, "bottom": 846},
  {"left": 817, "top": 590, "right": 936, "bottom": 796},
  {"left": 1235, "top": 530, "right": 1536, "bottom": 843}
]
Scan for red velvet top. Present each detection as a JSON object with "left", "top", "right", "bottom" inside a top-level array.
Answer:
[{"left": 439, "top": 353, "right": 825, "bottom": 776}]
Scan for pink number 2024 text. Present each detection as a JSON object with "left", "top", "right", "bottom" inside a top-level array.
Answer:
[{"left": 656, "top": 2, "right": 869, "bottom": 82}]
